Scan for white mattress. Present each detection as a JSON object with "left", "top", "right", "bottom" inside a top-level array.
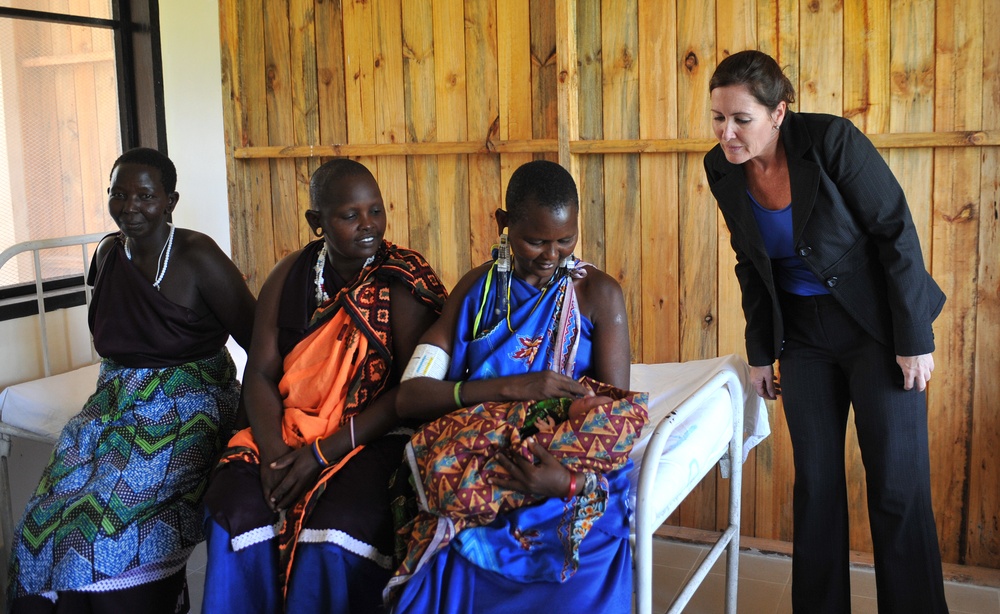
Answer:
[
  {"left": 0, "top": 362, "right": 101, "bottom": 441},
  {"left": 626, "top": 355, "right": 768, "bottom": 524},
  {"left": 0, "top": 339, "right": 247, "bottom": 443}
]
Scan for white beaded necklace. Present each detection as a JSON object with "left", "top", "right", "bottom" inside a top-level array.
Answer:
[
  {"left": 125, "top": 223, "right": 175, "bottom": 291},
  {"left": 313, "top": 243, "right": 330, "bottom": 304},
  {"left": 313, "top": 242, "right": 378, "bottom": 305}
]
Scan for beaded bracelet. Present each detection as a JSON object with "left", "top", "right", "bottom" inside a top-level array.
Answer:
[
  {"left": 563, "top": 470, "right": 577, "bottom": 501},
  {"left": 453, "top": 381, "right": 465, "bottom": 408},
  {"left": 312, "top": 437, "right": 330, "bottom": 468}
]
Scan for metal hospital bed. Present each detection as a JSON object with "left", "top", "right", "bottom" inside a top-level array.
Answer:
[
  {"left": 0, "top": 232, "right": 107, "bottom": 605},
  {"left": 0, "top": 234, "right": 768, "bottom": 613},
  {"left": 628, "top": 355, "right": 768, "bottom": 613}
]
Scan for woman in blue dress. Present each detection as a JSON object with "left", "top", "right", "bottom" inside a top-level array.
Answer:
[{"left": 389, "top": 160, "right": 633, "bottom": 614}]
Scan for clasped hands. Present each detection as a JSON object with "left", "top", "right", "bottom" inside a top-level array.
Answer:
[{"left": 262, "top": 444, "right": 324, "bottom": 512}]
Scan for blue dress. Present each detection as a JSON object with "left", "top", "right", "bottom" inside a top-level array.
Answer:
[{"left": 390, "top": 261, "right": 634, "bottom": 614}]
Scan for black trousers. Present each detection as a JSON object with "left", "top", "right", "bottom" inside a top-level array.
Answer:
[{"left": 778, "top": 293, "right": 948, "bottom": 614}]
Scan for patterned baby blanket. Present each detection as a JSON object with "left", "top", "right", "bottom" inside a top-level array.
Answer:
[{"left": 393, "top": 376, "right": 648, "bottom": 583}]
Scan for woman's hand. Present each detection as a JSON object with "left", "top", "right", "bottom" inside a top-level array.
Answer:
[
  {"left": 491, "top": 438, "right": 575, "bottom": 498},
  {"left": 750, "top": 364, "right": 780, "bottom": 400},
  {"left": 258, "top": 444, "right": 292, "bottom": 510},
  {"left": 265, "top": 446, "right": 323, "bottom": 511},
  {"left": 502, "top": 372, "right": 593, "bottom": 402},
  {"left": 896, "top": 353, "right": 934, "bottom": 391}
]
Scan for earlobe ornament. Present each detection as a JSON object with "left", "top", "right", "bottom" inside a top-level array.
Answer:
[
  {"left": 494, "top": 229, "right": 511, "bottom": 320},
  {"left": 496, "top": 230, "right": 511, "bottom": 272}
]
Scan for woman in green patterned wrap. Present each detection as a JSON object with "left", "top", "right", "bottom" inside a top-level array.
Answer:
[{"left": 7, "top": 147, "right": 255, "bottom": 613}]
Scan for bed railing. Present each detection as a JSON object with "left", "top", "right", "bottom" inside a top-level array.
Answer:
[
  {"left": 0, "top": 232, "right": 107, "bottom": 607},
  {"left": 0, "top": 233, "right": 106, "bottom": 378},
  {"left": 633, "top": 368, "right": 745, "bottom": 614}
]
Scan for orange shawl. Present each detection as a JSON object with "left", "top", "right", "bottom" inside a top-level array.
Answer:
[
  {"left": 220, "top": 240, "right": 447, "bottom": 593},
  {"left": 227, "top": 307, "right": 367, "bottom": 452}
]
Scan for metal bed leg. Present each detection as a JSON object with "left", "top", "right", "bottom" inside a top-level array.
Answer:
[
  {"left": 631, "top": 366, "right": 754, "bottom": 614},
  {"left": 0, "top": 432, "right": 14, "bottom": 611},
  {"left": 724, "top": 378, "right": 744, "bottom": 614},
  {"left": 724, "top": 455, "right": 742, "bottom": 613},
  {"left": 634, "top": 512, "right": 653, "bottom": 614},
  {"left": 664, "top": 375, "right": 745, "bottom": 614}
]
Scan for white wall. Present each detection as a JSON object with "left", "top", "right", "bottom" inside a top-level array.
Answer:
[
  {"left": 159, "top": 1, "right": 231, "bottom": 256},
  {"left": 158, "top": 2, "right": 246, "bottom": 376}
]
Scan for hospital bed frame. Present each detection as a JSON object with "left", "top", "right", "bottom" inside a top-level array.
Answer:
[
  {"left": 0, "top": 232, "right": 106, "bottom": 604},
  {"left": 632, "top": 368, "right": 744, "bottom": 614}
]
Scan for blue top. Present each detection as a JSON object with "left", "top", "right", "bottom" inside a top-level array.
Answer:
[
  {"left": 448, "top": 262, "right": 593, "bottom": 382},
  {"left": 748, "top": 192, "right": 829, "bottom": 296}
]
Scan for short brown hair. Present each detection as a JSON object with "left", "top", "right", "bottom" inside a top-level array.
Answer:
[{"left": 709, "top": 50, "right": 796, "bottom": 111}]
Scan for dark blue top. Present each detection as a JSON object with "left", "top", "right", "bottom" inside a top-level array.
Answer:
[{"left": 748, "top": 192, "right": 829, "bottom": 296}]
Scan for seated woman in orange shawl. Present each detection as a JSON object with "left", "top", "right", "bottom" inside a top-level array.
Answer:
[{"left": 201, "top": 159, "right": 447, "bottom": 613}]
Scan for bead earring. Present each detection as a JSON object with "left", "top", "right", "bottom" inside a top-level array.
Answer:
[
  {"left": 496, "top": 230, "right": 511, "bottom": 272},
  {"left": 494, "top": 230, "right": 511, "bottom": 319},
  {"left": 559, "top": 253, "right": 575, "bottom": 270}
]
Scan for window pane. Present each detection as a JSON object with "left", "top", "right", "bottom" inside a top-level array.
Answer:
[
  {"left": 1, "top": 1, "right": 113, "bottom": 20},
  {"left": 0, "top": 16, "right": 120, "bottom": 287}
]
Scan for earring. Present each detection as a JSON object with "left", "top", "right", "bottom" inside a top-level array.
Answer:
[
  {"left": 772, "top": 123, "right": 780, "bottom": 131},
  {"left": 494, "top": 230, "right": 511, "bottom": 319},
  {"left": 495, "top": 229, "right": 511, "bottom": 272},
  {"left": 313, "top": 226, "right": 324, "bottom": 238}
]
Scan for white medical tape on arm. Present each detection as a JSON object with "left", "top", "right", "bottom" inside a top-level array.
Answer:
[{"left": 401, "top": 343, "right": 450, "bottom": 381}]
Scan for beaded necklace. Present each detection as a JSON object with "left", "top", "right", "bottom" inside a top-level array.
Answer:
[
  {"left": 313, "top": 243, "right": 330, "bottom": 304},
  {"left": 124, "top": 223, "right": 175, "bottom": 291},
  {"left": 472, "top": 253, "right": 583, "bottom": 339},
  {"left": 313, "top": 242, "right": 378, "bottom": 305}
]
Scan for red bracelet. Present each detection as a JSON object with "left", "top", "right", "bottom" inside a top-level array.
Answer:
[{"left": 564, "top": 471, "right": 577, "bottom": 501}]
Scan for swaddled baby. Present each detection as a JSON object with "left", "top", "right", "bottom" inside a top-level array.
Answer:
[
  {"left": 393, "top": 377, "right": 648, "bottom": 583},
  {"left": 520, "top": 394, "right": 614, "bottom": 437}
]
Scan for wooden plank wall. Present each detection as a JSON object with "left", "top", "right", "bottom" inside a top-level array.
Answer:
[{"left": 218, "top": 0, "right": 1000, "bottom": 569}]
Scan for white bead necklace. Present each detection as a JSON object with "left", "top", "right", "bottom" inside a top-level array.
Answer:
[
  {"left": 314, "top": 243, "right": 330, "bottom": 304},
  {"left": 125, "top": 223, "right": 175, "bottom": 291},
  {"left": 313, "top": 243, "right": 378, "bottom": 305}
]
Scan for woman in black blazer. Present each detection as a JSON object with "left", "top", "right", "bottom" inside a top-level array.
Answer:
[{"left": 704, "top": 50, "right": 948, "bottom": 613}]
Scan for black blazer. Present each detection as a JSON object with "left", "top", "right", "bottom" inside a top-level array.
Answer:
[{"left": 704, "top": 111, "right": 945, "bottom": 366}]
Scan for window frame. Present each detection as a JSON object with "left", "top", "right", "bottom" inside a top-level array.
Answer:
[{"left": 0, "top": 0, "right": 166, "bottom": 321}]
